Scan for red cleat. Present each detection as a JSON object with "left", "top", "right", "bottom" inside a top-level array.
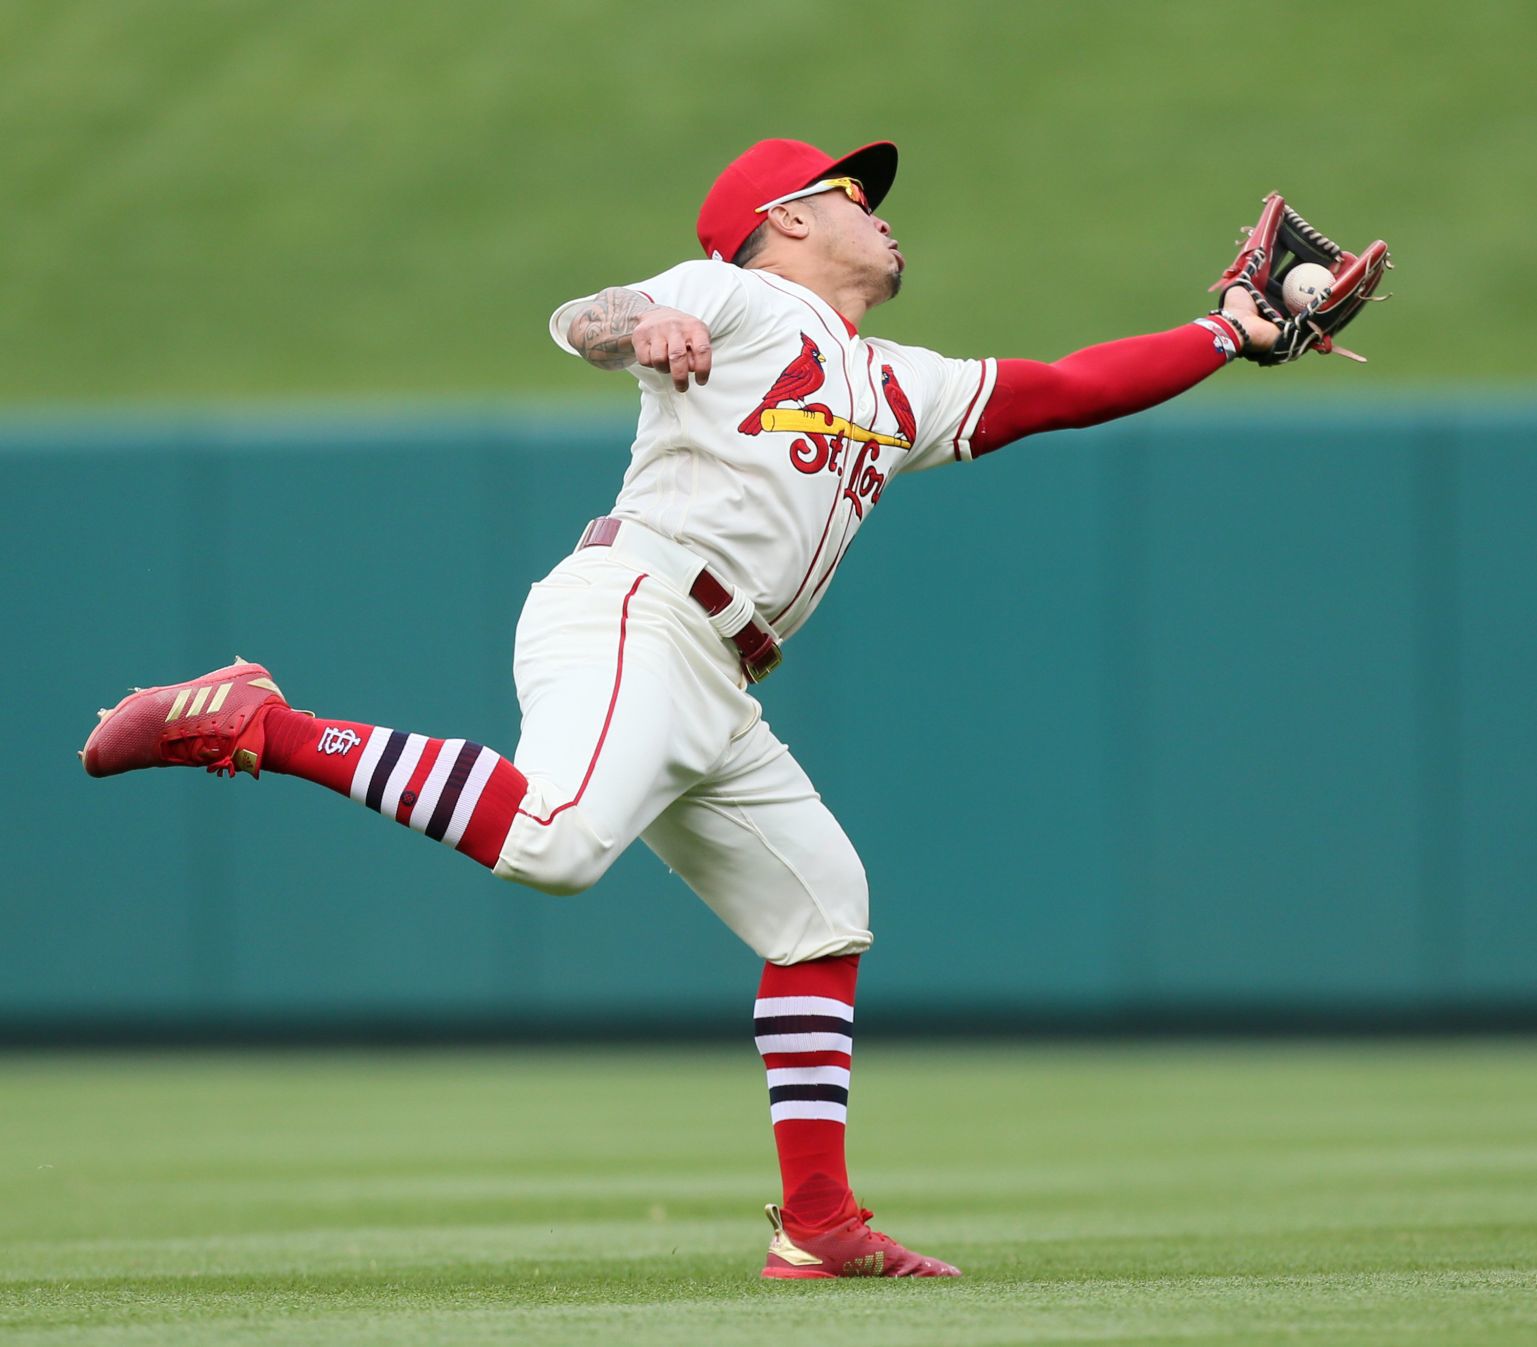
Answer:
[
  {"left": 760, "top": 1202, "right": 962, "bottom": 1279},
  {"left": 81, "top": 658, "right": 291, "bottom": 779}
]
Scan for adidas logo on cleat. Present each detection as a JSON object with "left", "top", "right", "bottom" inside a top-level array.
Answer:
[{"left": 162, "top": 676, "right": 284, "bottom": 724}]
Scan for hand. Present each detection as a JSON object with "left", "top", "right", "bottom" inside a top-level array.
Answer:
[
  {"left": 631, "top": 306, "right": 714, "bottom": 391},
  {"left": 1219, "top": 285, "right": 1280, "bottom": 357}
]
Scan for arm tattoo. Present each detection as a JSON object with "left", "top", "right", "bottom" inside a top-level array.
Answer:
[{"left": 567, "top": 288, "right": 653, "bottom": 371}]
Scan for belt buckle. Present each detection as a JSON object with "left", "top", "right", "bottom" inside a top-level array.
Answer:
[{"left": 744, "top": 642, "right": 783, "bottom": 684}]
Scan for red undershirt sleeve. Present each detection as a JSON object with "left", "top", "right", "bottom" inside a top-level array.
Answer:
[{"left": 970, "top": 323, "right": 1230, "bottom": 457}]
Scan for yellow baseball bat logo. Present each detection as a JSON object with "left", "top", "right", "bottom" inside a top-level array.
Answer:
[{"left": 759, "top": 407, "right": 911, "bottom": 450}]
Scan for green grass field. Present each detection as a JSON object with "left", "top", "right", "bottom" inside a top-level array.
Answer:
[
  {"left": 1, "top": 0, "right": 1533, "bottom": 404},
  {"left": 3, "top": 1044, "right": 1535, "bottom": 1346}
]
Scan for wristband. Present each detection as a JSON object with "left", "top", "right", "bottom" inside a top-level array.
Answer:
[
  {"left": 1193, "top": 314, "right": 1241, "bottom": 363},
  {"left": 1202, "top": 310, "right": 1257, "bottom": 361}
]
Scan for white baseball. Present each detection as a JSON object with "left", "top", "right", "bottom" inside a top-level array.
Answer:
[{"left": 1282, "top": 262, "right": 1335, "bottom": 315}]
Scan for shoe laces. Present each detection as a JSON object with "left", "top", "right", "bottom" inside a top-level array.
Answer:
[{"left": 852, "top": 1207, "right": 896, "bottom": 1247}]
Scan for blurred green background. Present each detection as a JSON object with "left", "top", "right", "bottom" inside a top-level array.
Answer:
[
  {"left": 3, "top": 0, "right": 1535, "bottom": 1038},
  {"left": 1, "top": 0, "right": 1531, "bottom": 405}
]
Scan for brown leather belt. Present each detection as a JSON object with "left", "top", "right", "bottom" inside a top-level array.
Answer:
[{"left": 577, "top": 516, "right": 782, "bottom": 683}]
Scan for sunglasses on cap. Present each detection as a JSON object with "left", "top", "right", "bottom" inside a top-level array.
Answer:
[{"left": 754, "top": 176, "right": 871, "bottom": 215}]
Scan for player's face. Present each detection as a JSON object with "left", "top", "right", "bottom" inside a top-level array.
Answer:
[{"left": 810, "top": 190, "right": 904, "bottom": 305}]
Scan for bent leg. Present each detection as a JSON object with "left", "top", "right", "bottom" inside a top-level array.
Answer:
[
  {"left": 83, "top": 560, "right": 750, "bottom": 897},
  {"left": 260, "top": 560, "right": 745, "bottom": 895}
]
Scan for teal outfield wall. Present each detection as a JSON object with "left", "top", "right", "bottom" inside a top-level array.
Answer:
[{"left": 2, "top": 401, "right": 1534, "bottom": 1035}]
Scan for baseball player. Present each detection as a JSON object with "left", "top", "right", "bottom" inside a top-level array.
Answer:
[{"left": 82, "top": 138, "right": 1285, "bottom": 1279}]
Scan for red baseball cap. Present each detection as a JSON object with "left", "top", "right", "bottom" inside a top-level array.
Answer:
[{"left": 697, "top": 138, "right": 899, "bottom": 262}]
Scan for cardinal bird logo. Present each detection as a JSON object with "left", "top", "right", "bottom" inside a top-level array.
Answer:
[
  {"left": 738, "top": 333, "right": 826, "bottom": 435},
  {"left": 880, "top": 365, "right": 916, "bottom": 447}
]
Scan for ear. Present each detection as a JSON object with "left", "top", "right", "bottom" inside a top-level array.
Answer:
[{"left": 763, "top": 200, "right": 815, "bottom": 242}]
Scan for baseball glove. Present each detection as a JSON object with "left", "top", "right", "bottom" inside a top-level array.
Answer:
[{"left": 1210, "top": 193, "right": 1392, "bottom": 365}]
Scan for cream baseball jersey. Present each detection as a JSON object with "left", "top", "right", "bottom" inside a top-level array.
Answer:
[{"left": 549, "top": 259, "right": 997, "bottom": 639}]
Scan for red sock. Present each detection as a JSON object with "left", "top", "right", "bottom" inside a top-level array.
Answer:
[
  {"left": 258, "top": 707, "right": 526, "bottom": 869},
  {"left": 755, "top": 954, "right": 861, "bottom": 1230}
]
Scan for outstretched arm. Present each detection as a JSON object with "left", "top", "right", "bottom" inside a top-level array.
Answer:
[
  {"left": 972, "top": 289, "right": 1278, "bottom": 455},
  {"left": 564, "top": 287, "right": 715, "bottom": 392}
]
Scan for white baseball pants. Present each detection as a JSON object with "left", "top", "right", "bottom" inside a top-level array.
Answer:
[{"left": 495, "top": 523, "right": 872, "bottom": 965}]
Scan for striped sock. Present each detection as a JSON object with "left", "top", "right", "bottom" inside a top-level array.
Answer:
[
  {"left": 754, "top": 954, "right": 861, "bottom": 1230},
  {"left": 259, "top": 708, "right": 526, "bottom": 869}
]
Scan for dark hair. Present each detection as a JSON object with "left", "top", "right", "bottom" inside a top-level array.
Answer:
[{"left": 731, "top": 222, "right": 769, "bottom": 268}]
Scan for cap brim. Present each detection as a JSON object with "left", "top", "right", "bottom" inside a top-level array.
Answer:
[{"left": 819, "top": 141, "right": 898, "bottom": 210}]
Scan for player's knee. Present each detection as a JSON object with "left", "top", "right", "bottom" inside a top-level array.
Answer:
[
  {"left": 493, "top": 807, "right": 617, "bottom": 897},
  {"left": 755, "top": 850, "right": 871, "bottom": 964},
  {"left": 498, "top": 838, "right": 612, "bottom": 896}
]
